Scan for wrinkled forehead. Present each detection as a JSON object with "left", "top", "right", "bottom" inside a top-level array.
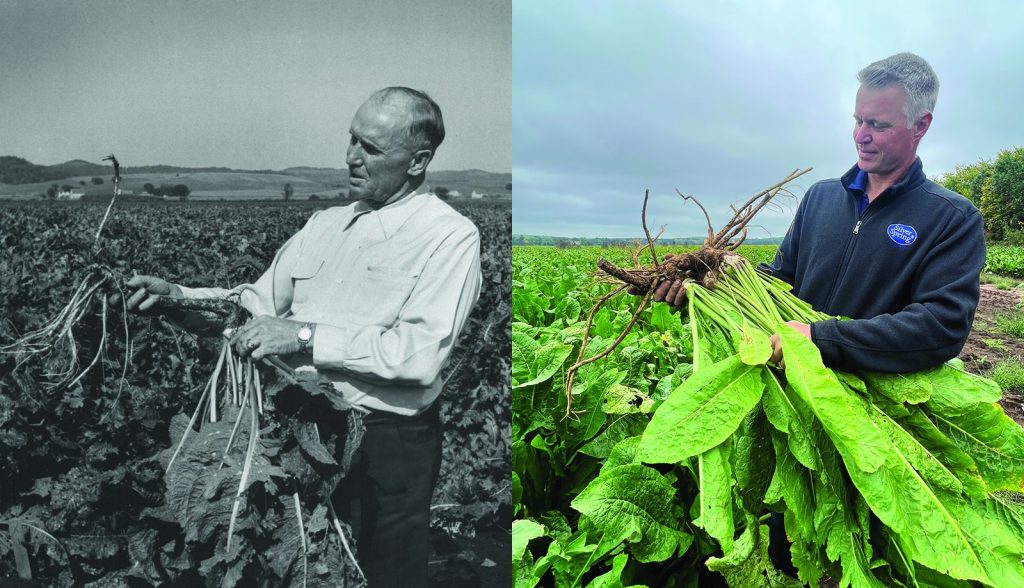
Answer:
[{"left": 350, "top": 99, "right": 414, "bottom": 143}]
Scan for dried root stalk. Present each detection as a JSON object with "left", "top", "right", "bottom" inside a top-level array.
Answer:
[
  {"left": 1, "top": 268, "right": 250, "bottom": 391},
  {"left": 563, "top": 168, "right": 811, "bottom": 416}
]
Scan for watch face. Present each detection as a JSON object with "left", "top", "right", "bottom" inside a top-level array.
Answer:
[{"left": 298, "top": 326, "right": 313, "bottom": 342}]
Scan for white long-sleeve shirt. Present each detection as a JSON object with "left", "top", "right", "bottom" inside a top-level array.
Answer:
[{"left": 177, "top": 192, "right": 482, "bottom": 415}]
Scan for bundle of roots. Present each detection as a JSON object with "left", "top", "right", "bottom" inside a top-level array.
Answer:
[
  {"left": 1, "top": 264, "right": 250, "bottom": 392},
  {"left": 564, "top": 168, "right": 811, "bottom": 416}
]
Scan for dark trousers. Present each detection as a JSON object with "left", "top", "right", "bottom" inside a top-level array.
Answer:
[
  {"left": 767, "top": 511, "right": 799, "bottom": 578},
  {"left": 333, "top": 405, "right": 442, "bottom": 587}
]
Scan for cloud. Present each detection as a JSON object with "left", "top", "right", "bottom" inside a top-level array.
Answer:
[{"left": 513, "top": 0, "right": 1024, "bottom": 238}]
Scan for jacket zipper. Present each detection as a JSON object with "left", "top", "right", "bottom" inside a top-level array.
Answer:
[{"left": 822, "top": 212, "right": 869, "bottom": 311}]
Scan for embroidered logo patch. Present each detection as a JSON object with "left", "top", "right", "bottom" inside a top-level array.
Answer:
[{"left": 887, "top": 223, "right": 917, "bottom": 246}]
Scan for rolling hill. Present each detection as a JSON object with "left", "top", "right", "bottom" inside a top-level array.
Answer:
[{"left": 0, "top": 156, "right": 511, "bottom": 201}]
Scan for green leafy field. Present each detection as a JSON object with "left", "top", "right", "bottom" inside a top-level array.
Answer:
[
  {"left": 512, "top": 244, "right": 1024, "bottom": 587},
  {"left": 0, "top": 199, "right": 510, "bottom": 585},
  {"left": 985, "top": 245, "right": 1024, "bottom": 278}
]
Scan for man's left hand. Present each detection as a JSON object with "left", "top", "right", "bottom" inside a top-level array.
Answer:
[
  {"left": 230, "top": 316, "right": 303, "bottom": 360},
  {"left": 769, "top": 320, "right": 812, "bottom": 366}
]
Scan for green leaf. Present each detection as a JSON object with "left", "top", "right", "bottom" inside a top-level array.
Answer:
[
  {"left": 585, "top": 552, "right": 636, "bottom": 588},
  {"left": 512, "top": 332, "right": 541, "bottom": 385},
  {"left": 760, "top": 370, "right": 818, "bottom": 471},
  {"left": 513, "top": 519, "right": 546, "bottom": 562},
  {"left": 568, "top": 368, "right": 624, "bottom": 444},
  {"left": 924, "top": 363, "right": 1002, "bottom": 406},
  {"left": 604, "top": 436, "right": 642, "bottom": 471},
  {"left": 764, "top": 431, "right": 816, "bottom": 546},
  {"left": 706, "top": 520, "right": 804, "bottom": 588},
  {"left": 898, "top": 407, "right": 986, "bottom": 499},
  {"left": 778, "top": 327, "right": 888, "bottom": 473},
  {"left": 578, "top": 414, "right": 647, "bottom": 460},
  {"left": 571, "top": 464, "right": 692, "bottom": 563},
  {"left": 738, "top": 321, "right": 772, "bottom": 365},
  {"left": 638, "top": 355, "right": 764, "bottom": 464},
  {"left": 868, "top": 403, "right": 965, "bottom": 497},
  {"left": 513, "top": 341, "right": 574, "bottom": 390},
  {"left": 554, "top": 296, "right": 582, "bottom": 324},
  {"left": 924, "top": 377, "right": 1024, "bottom": 492},
  {"left": 844, "top": 442, "right": 993, "bottom": 584},
  {"left": 732, "top": 407, "right": 775, "bottom": 514},
  {"left": 601, "top": 384, "right": 653, "bottom": 415},
  {"left": 863, "top": 371, "right": 933, "bottom": 405},
  {"left": 653, "top": 362, "right": 692, "bottom": 402},
  {"left": 811, "top": 431, "right": 884, "bottom": 588},
  {"left": 698, "top": 438, "right": 734, "bottom": 551},
  {"left": 952, "top": 496, "right": 1024, "bottom": 588}
]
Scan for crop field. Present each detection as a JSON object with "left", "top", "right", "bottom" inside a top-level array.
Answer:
[
  {"left": 984, "top": 245, "right": 1024, "bottom": 278},
  {"left": 0, "top": 199, "right": 510, "bottom": 586},
  {"left": 512, "top": 244, "right": 1024, "bottom": 587}
]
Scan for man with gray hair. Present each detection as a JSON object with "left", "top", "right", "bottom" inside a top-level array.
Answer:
[
  {"left": 120, "top": 86, "right": 482, "bottom": 586},
  {"left": 759, "top": 52, "right": 985, "bottom": 576},
  {"left": 760, "top": 51, "right": 985, "bottom": 372}
]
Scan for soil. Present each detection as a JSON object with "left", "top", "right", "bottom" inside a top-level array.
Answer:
[{"left": 959, "top": 284, "right": 1024, "bottom": 426}]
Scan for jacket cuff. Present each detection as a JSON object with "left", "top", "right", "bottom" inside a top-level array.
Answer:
[{"left": 809, "top": 319, "right": 844, "bottom": 368}]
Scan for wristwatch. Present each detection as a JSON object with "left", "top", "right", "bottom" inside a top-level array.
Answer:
[{"left": 297, "top": 323, "right": 315, "bottom": 352}]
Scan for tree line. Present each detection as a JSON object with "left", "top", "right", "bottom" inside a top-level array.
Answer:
[{"left": 939, "top": 147, "right": 1024, "bottom": 242}]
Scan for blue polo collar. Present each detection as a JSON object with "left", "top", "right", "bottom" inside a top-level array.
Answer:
[{"left": 849, "top": 169, "right": 869, "bottom": 215}]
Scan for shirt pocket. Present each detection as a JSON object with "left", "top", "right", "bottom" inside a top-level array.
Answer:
[
  {"left": 343, "top": 265, "right": 418, "bottom": 327},
  {"left": 290, "top": 258, "right": 325, "bottom": 306}
]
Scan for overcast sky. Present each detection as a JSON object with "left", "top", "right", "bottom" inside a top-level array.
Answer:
[
  {"left": 0, "top": 0, "right": 510, "bottom": 172},
  {"left": 513, "top": 0, "right": 1024, "bottom": 239}
]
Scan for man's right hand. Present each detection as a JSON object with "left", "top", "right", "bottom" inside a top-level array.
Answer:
[
  {"left": 628, "top": 254, "right": 686, "bottom": 308},
  {"left": 110, "top": 275, "right": 183, "bottom": 312}
]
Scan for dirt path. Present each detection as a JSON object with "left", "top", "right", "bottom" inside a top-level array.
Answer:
[{"left": 959, "top": 284, "right": 1024, "bottom": 425}]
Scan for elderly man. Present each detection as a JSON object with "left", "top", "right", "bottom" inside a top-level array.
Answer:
[{"left": 123, "top": 87, "right": 482, "bottom": 586}]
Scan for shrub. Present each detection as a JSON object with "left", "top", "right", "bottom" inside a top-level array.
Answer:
[{"left": 991, "top": 358, "right": 1024, "bottom": 392}]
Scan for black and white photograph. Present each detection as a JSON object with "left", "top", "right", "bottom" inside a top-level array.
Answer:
[{"left": 0, "top": 1, "right": 510, "bottom": 586}]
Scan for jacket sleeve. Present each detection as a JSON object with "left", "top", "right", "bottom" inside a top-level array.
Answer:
[
  {"left": 810, "top": 209, "right": 985, "bottom": 373},
  {"left": 757, "top": 197, "right": 804, "bottom": 285}
]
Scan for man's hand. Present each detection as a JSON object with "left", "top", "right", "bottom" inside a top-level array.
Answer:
[
  {"left": 110, "top": 275, "right": 183, "bottom": 311},
  {"left": 230, "top": 316, "right": 304, "bottom": 360},
  {"left": 769, "top": 320, "right": 812, "bottom": 366},
  {"left": 627, "top": 254, "right": 687, "bottom": 309}
]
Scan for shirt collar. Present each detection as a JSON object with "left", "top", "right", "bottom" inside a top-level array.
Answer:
[
  {"left": 352, "top": 190, "right": 429, "bottom": 239},
  {"left": 841, "top": 157, "right": 926, "bottom": 197},
  {"left": 849, "top": 169, "right": 868, "bottom": 192}
]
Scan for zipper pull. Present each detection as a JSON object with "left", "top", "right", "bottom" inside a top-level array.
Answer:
[{"left": 853, "top": 220, "right": 862, "bottom": 235}]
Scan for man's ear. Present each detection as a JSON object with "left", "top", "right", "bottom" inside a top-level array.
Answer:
[
  {"left": 913, "top": 111, "right": 933, "bottom": 142},
  {"left": 407, "top": 149, "right": 434, "bottom": 177}
]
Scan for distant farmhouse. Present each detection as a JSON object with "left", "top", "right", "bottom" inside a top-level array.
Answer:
[
  {"left": 56, "top": 189, "right": 84, "bottom": 201},
  {"left": 470, "top": 190, "right": 507, "bottom": 200}
]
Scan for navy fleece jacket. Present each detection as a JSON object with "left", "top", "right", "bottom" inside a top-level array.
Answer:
[{"left": 762, "top": 158, "right": 986, "bottom": 373}]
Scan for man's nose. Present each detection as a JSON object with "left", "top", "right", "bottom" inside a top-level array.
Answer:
[
  {"left": 346, "top": 144, "right": 363, "bottom": 166},
  {"left": 854, "top": 125, "right": 872, "bottom": 144}
]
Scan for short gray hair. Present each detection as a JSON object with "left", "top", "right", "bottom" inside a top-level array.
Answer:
[
  {"left": 368, "top": 87, "right": 445, "bottom": 151},
  {"left": 858, "top": 52, "right": 939, "bottom": 127}
]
